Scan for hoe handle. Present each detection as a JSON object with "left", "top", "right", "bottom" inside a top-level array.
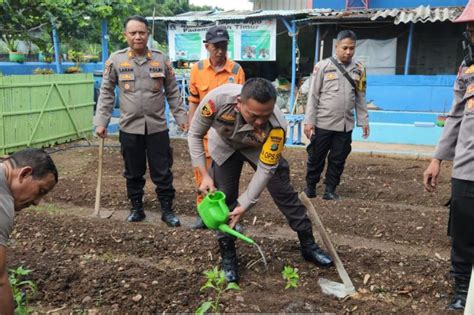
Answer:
[
  {"left": 93, "top": 138, "right": 104, "bottom": 217},
  {"left": 299, "top": 192, "right": 355, "bottom": 291}
]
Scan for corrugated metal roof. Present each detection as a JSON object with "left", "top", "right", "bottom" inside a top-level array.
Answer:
[
  {"left": 147, "top": 9, "right": 324, "bottom": 23},
  {"left": 148, "top": 6, "right": 463, "bottom": 25},
  {"left": 371, "top": 5, "right": 463, "bottom": 24}
]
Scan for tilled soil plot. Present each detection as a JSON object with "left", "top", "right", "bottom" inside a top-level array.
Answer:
[{"left": 8, "top": 138, "right": 455, "bottom": 313}]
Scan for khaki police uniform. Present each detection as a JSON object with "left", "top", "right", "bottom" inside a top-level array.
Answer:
[
  {"left": 433, "top": 61, "right": 474, "bottom": 279},
  {"left": 304, "top": 56, "right": 368, "bottom": 190},
  {"left": 188, "top": 83, "right": 313, "bottom": 236},
  {"left": 94, "top": 47, "right": 187, "bottom": 206}
]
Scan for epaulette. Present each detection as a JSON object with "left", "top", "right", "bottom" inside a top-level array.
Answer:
[
  {"left": 116, "top": 48, "right": 128, "bottom": 54},
  {"left": 150, "top": 48, "right": 163, "bottom": 54}
]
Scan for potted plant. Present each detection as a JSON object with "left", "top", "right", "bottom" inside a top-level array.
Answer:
[
  {"left": 65, "top": 49, "right": 84, "bottom": 73},
  {"left": 33, "top": 67, "right": 54, "bottom": 75},
  {"left": 84, "top": 44, "right": 100, "bottom": 63},
  {"left": 2, "top": 34, "right": 25, "bottom": 63},
  {"left": 38, "top": 42, "right": 54, "bottom": 63}
]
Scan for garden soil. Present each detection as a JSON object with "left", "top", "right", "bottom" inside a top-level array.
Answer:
[{"left": 9, "top": 138, "right": 456, "bottom": 313}]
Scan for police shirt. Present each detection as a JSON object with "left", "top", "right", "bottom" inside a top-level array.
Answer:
[
  {"left": 94, "top": 47, "right": 187, "bottom": 135},
  {"left": 188, "top": 84, "right": 287, "bottom": 211},
  {"left": 434, "top": 62, "right": 474, "bottom": 181},
  {"left": 304, "top": 57, "right": 368, "bottom": 131}
]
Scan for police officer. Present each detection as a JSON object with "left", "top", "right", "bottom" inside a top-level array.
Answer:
[
  {"left": 94, "top": 15, "right": 187, "bottom": 226},
  {"left": 188, "top": 78, "right": 333, "bottom": 282},
  {"left": 304, "top": 30, "right": 369, "bottom": 201},
  {"left": 187, "top": 26, "right": 245, "bottom": 229},
  {"left": 423, "top": 2, "right": 474, "bottom": 309}
]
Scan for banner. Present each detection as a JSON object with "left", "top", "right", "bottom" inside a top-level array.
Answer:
[
  {"left": 168, "top": 19, "right": 276, "bottom": 62},
  {"left": 332, "top": 38, "right": 397, "bottom": 75}
]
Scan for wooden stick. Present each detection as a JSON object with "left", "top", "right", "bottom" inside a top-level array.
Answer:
[
  {"left": 299, "top": 192, "right": 355, "bottom": 290},
  {"left": 93, "top": 137, "right": 104, "bottom": 217}
]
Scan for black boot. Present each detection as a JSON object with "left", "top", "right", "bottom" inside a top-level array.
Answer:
[
  {"left": 304, "top": 185, "right": 317, "bottom": 198},
  {"left": 218, "top": 238, "right": 239, "bottom": 283},
  {"left": 323, "top": 185, "right": 340, "bottom": 201},
  {"left": 448, "top": 278, "right": 469, "bottom": 310},
  {"left": 297, "top": 229, "right": 333, "bottom": 267},
  {"left": 160, "top": 200, "right": 181, "bottom": 227},
  {"left": 127, "top": 199, "right": 146, "bottom": 222}
]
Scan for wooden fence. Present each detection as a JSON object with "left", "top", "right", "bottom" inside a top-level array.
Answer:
[{"left": 0, "top": 73, "right": 94, "bottom": 155}]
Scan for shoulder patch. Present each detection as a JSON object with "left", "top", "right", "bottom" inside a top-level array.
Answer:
[
  {"left": 103, "top": 59, "right": 113, "bottom": 79},
  {"left": 201, "top": 99, "right": 216, "bottom": 118},
  {"left": 259, "top": 128, "right": 285, "bottom": 166},
  {"left": 165, "top": 60, "right": 175, "bottom": 76},
  {"left": 313, "top": 65, "right": 319, "bottom": 75}
]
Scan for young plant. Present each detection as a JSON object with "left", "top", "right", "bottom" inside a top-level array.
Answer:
[
  {"left": 8, "top": 266, "right": 37, "bottom": 314},
  {"left": 282, "top": 265, "right": 300, "bottom": 289},
  {"left": 195, "top": 267, "right": 240, "bottom": 315}
]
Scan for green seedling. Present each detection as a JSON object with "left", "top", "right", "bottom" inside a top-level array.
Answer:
[
  {"left": 195, "top": 267, "right": 240, "bottom": 315},
  {"left": 8, "top": 266, "right": 37, "bottom": 314},
  {"left": 282, "top": 265, "right": 300, "bottom": 289},
  {"left": 31, "top": 203, "right": 62, "bottom": 214}
]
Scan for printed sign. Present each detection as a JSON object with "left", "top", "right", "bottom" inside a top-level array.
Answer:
[{"left": 168, "top": 19, "right": 276, "bottom": 62}]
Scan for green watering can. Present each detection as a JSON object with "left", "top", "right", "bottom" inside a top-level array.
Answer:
[{"left": 197, "top": 191, "right": 255, "bottom": 245}]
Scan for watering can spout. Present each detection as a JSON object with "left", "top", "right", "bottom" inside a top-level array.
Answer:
[{"left": 219, "top": 224, "right": 255, "bottom": 245}]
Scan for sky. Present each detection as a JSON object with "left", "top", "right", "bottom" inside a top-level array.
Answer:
[{"left": 189, "top": 0, "right": 253, "bottom": 11}]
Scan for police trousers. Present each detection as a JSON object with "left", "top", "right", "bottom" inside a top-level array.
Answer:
[
  {"left": 450, "top": 178, "right": 474, "bottom": 281},
  {"left": 212, "top": 152, "right": 312, "bottom": 241},
  {"left": 119, "top": 130, "right": 175, "bottom": 204},
  {"left": 305, "top": 128, "right": 352, "bottom": 188}
]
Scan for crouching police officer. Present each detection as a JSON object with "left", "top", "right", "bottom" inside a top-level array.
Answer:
[
  {"left": 423, "top": 1, "right": 474, "bottom": 310},
  {"left": 188, "top": 78, "right": 333, "bottom": 282}
]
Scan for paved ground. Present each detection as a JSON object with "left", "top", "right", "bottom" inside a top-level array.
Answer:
[{"left": 351, "top": 141, "right": 435, "bottom": 159}]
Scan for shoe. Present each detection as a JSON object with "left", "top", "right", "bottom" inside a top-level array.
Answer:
[
  {"left": 127, "top": 199, "right": 146, "bottom": 222},
  {"left": 191, "top": 217, "right": 207, "bottom": 229},
  {"left": 127, "top": 208, "right": 146, "bottom": 222},
  {"left": 304, "top": 186, "right": 316, "bottom": 198},
  {"left": 160, "top": 200, "right": 181, "bottom": 227},
  {"left": 297, "top": 229, "right": 333, "bottom": 267},
  {"left": 448, "top": 278, "right": 468, "bottom": 310},
  {"left": 448, "top": 296, "right": 466, "bottom": 310},
  {"left": 161, "top": 210, "right": 181, "bottom": 227},
  {"left": 218, "top": 238, "right": 239, "bottom": 283},
  {"left": 323, "top": 186, "right": 340, "bottom": 201}
]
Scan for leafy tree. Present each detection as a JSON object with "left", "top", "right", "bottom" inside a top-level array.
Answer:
[{"left": 0, "top": 0, "right": 212, "bottom": 56}]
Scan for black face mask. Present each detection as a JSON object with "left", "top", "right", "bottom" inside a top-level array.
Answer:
[{"left": 462, "top": 31, "right": 474, "bottom": 66}]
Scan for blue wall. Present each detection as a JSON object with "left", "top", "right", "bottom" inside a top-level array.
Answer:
[
  {"left": 0, "top": 62, "right": 104, "bottom": 75},
  {"left": 313, "top": 0, "right": 467, "bottom": 9},
  {"left": 366, "top": 75, "right": 455, "bottom": 112}
]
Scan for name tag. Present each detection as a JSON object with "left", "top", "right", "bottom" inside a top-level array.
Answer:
[{"left": 119, "top": 73, "right": 135, "bottom": 81}]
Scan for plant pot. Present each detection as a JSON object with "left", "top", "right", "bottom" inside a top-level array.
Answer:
[
  {"left": 65, "top": 66, "right": 81, "bottom": 74},
  {"left": 9, "top": 51, "right": 25, "bottom": 63},
  {"left": 84, "top": 54, "right": 99, "bottom": 63}
]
